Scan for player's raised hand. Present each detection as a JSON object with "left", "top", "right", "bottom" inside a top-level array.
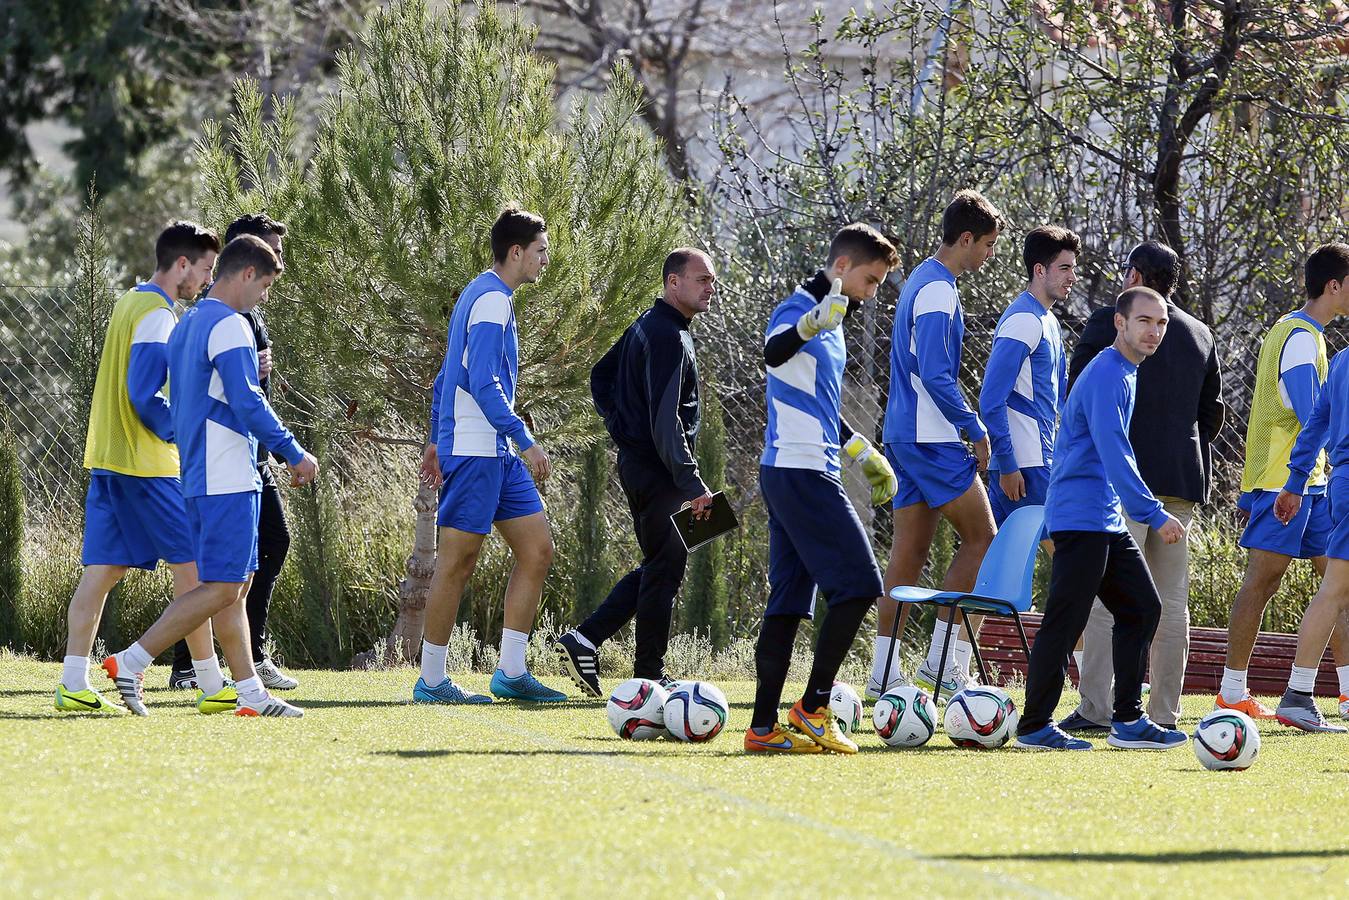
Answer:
[
  {"left": 796, "top": 277, "right": 849, "bottom": 340},
  {"left": 1274, "top": 489, "right": 1303, "bottom": 525},
  {"left": 523, "top": 443, "right": 551, "bottom": 483},
  {"left": 289, "top": 452, "right": 319, "bottom": 488},
  {"left": 419, "top": 442, "right": 442, "bottom": 489},
  {"left": 1157, "top": 514, "right": 1184, "bottom": 545}
]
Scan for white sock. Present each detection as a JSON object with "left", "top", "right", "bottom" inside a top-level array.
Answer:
[
  {"left": 572, "top": 630, "right": 596, "bottom": 652},
  {"left": 952, "top": 639, "right": 973, "bottom": 677},
  {"left": 1220, "top": 667, "right": 1248, "bottom": 704},
  {"left": 500, "top": 628, "right": 528, "bottom": 678},
  {"left": 1336, "top": 665, "right": 1349, "bottom": 697},
  {"left": 420, "top": 640, "right": 448, "bottom": 687},
  {"left": 1290, "top": 665, "right": 1318, "bottom": 694},
  {"left": 236, "top": 675, "right": 266, "bottom": 704},
  {"left": 926, "top": 618, "right": 954, "bottom": 669},
  {"left": 1072, "top": 650, "right": 1083, "bottom": 672},
  {"left": 193, "top": 656, "right": 225, "bottom": 696},
  {"left": 871, "top": 635, "right": 902, "bottom": 684},
  {"left": 123, "top": 642, "right": 153, "bottom": 674},
  {"left": 62, "top": 655, "right": 90, "bottom": 692}
]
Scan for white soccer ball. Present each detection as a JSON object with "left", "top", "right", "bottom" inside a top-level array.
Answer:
[
  {"left": 1192, "top": 708, "right": 1260, "bottom": 771},
  {"left": 829, "top": 681, "right": 864, "bottom": 734},
  {"left": 663, "top": 681, "right": 729, "bottom": 743},
  {"left": 606, "top": 678, "right": 669, "bottom": 741},
  {"left": 943, "top": 686, "right": 1018, "bottom": 748},
  {"left": 872, "top": 685, "right": 938, "bottom": 748}
]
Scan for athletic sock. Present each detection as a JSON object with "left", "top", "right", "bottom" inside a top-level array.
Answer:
[
  {"left": 1289, "top": 665, "right": 1317, "bottom": 694},
  {"left": 1336, "top": 665, "right": 1349, "bottom": 697},
  {"left": 752, "top": 616, "right": 801, "bottom": 729},
  {"left": 571, "top": 630, "right": 597, "bottom": 652},
  {"left": 925, "top": 616, "right": 954, "bottom": 669},
  {"left": 870, "top": 635, "right": 902, "bottom": 686},
  {"left": 1220, "top": 667, "right": 1248, "bottom": 704},
  {"left": 951, "top": 639, "right": 974, "bottom": 678},
  {"left": 802, "top": 597, "right": 874, "bottom": 711},
  {"left": 420, "top": 640, "right": 448, "bottom": 687},
  {"left": 122, "top": 642, "right": 153, "bottom": 675},
  {"left": 62, "top": 655, "right": 90, "bottom": 692},
  {"left": 236, "top": 675, "right": 266, "bottom": 704},
  {"left": 500, "top": 628, "right": 529, "bottom": 678},
  {"left": 192, "top": 656, "right": 225, "bottom": 696}
]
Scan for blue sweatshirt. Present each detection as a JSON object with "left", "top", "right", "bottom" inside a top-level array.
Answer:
[
  {"left": 1044, "top": 346, "right": 1168, "bottom": 533},
  {"left": 125, "top": 283, "right": 178, "bottom": 444},
  {"left": 1286, "top": 348, "right": 1349, "bottom": 493},
  {"left": 979, "top": 291, "right": 1066, "bottom": 474}
]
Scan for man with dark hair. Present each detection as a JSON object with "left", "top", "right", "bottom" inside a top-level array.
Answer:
[
  {"left": 871, "top": 189, "right": 1001, "bottom": 701},
  {"left": 1213, "top": 242, "right": 1349, "bottom": 723},
  {"left": 415, "top": 206, "right": 565, "bottom": 703},
  {"left": 102, "top": 235, "right": 318, "bottom": 717},
  {"left": 554, "top": 247, "right": 718, "bottom": 695},
  {"left": 1015, "top": 287, "right": 1187, "bottom": 751},
  {"left": 1060, "top": 239, "right": 1224, "bottom": 733},
  {"left": 169, "top": 212, "right": 298, "bottom": 692},
  {"left": 744, "top": 223, "right": 899, "bottom": 753},
  {"left": 55, "top": 221, "right": 221, "bottom": 713},
  {"left": 979, "top": 226, "right": 1079, "bottom": 526}
]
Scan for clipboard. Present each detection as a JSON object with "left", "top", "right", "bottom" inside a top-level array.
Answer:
[{"left": 670, "top": 491, "right": 739, "bottom": 552}]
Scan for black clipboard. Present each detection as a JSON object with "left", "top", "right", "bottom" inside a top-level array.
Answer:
[{"left": 670, "top": 491, "right": 739, "bottom": 552}]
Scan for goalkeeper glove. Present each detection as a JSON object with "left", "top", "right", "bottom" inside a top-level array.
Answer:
[
  {"left": 796, "top": 277, "right": 849, "bottom": 340},
  {"left": 844, "top": 434, "right": 898, "bottom": 507}
]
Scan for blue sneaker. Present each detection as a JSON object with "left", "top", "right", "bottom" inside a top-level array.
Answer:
[
  {"left": 412, "top": 676, "right": 492, "bottom": 705},
  {"left": 1014, "top": 722, "right": 1093, "bottom": 751},
  {"left": 1107, "top": 714, "right": 1188, "bottom": 750},
  {"left": 489, "top": 669, "right": 567, "bottom": 703}
]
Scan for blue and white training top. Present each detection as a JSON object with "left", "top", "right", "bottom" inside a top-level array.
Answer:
[
  {"left": 167, "top": 298, "right": 305, "bottom": 497},
  {"left": 882, "top": 257, "right": 985, "bottom": 445},
  {"left": 1044, "top": 347, "right": 1168, "bottom": 534},
  {"left": 761, "top": 286, "right": 846, "bottom": 474},
  {"left": 125, "top": 283, "right": 179, "bottom": 444},
  {"left": 430, "top": 270, "right": 535, "bottom": 458},
  {"left": 979, "top": 291, "right": 1066, "bottom": 474},
  {"left": 1287, "top": 348, "right": 1349, "bottom": 493}
]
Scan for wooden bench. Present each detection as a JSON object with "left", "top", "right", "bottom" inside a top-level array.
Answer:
[{"left": 976, "top": 613, "right": 1341, "bottom": 696}]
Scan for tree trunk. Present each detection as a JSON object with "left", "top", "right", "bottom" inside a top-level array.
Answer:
[{"left": 383, "top": 482, "right": 438, "bottom": 663}]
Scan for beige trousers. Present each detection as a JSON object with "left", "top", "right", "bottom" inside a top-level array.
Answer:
[{"left": 1074, "top": 497, "right": 1195, "bottom": 726}]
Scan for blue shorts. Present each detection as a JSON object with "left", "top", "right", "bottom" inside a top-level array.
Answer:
[
  {"left": 82, "top": 470, "right": 193, "bottom": 570},
  {"left": 989, "top": 466, "right": 1051, "bottom": 527},
  {"left": 884, "top": 441, "right": 976, "bottom": 510},
  {"left": 1239, "top": 489, "right": 1329, "bottom": 559},
  {"left": 185, "top": 492, "right": 260, "bottom": 583},
  {"left": 759, "top": 465, "right": 883, "bottom": 619},
  {"left": 1325, "top": 479, "right": 1349, "bottom": 561},
  {"left": 437, "top": 453, "right": 544, "bottom": 534}
]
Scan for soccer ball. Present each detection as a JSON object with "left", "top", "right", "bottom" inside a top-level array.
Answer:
[
  {"left": 943, "top": 686, "right": 1018, "bottom": 748},
  {"left": 829, "top": 682, "right": 864, "bottom": 734},
  {"left": 1192, "top": 709, "right": 1260, "bottom": 771},
  {"left": 664, "top": 681, "right": 729, "bottom": 742},
  {"left": 606, "top": 678, "right": 669, "bottom": 741},
  {"left": 872, "top": 685, "right": 938, "bottom": 748}
]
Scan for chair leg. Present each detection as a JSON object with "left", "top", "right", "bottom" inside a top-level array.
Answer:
[
  {"left": 961, "top": 607, "right": 990, "bottom": 685},
  {"left": 1012, "top": 610, "right": 1031, "bottom": 662},
  {"left": 878, "top": 600, "right": 909, "bottom": 694},
  {"left": 934, "top": 606, "right": 956, "bottom": 706}
]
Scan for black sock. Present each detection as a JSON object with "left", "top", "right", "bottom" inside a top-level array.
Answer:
[
  {"left": 801, "top": 596, "right": 874, "bottom": 711},
  {"left": 751, "top": 615, "right": 802, "bottom": 730}
]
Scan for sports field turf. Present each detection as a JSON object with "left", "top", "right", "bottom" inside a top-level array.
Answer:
[{"left": 3, "top": 658, "right": 1348, "bottom": 898}]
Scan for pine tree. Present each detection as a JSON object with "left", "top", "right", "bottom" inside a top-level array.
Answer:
[
  {"left": 680, "top": 386, "right": 728, "bottom": 648},
  {"left": 197, "top": 0, "right": 684, "bottom": 661},
  {"left": 570, "top": 442, "right": 614, "bottom": 623}
]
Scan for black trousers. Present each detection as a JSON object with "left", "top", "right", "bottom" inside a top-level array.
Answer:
[
  {"left": 172, "top": 465, "right": 292, "bottom": 670},
  {"left": 1018, "top": 530, "right": 1161, "bottom": 735},
  {"left": 576, "top": 454, "right": 690, "bottom": 679}
]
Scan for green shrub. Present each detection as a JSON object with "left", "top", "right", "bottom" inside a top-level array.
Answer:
[{"left": 0, "top": 411, "right": 24, "bottom": 646}]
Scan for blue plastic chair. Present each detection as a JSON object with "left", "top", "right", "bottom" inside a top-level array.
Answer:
[{"left": 882, "top": 505, "right": 1045, "bottom": 703}]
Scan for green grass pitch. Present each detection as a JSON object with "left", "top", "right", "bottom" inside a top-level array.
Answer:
[{"left": 4, "top": 658, "right": 1348, "bottom": 897}]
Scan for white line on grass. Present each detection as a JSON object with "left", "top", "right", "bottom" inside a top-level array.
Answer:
[{"left": 497, "top": 721, "right": 1066, "bottom": 899}]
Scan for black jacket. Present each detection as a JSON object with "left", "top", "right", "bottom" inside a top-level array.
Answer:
[
  {"left": 591, "top": 299, "right": 706, "bottom": 498},
  {"left": 1067, "top": 301, "right": 1225, "bottom": 504},
  {"left": 242, "top": 308, "right": 273, "bottom": 466}
]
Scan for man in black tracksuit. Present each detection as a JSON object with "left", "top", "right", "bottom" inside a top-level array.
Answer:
[
  {"left": 554, "top": 248, "right": 717, "bottom": 695},
  {"left": 170, "top": 214, "right": 298, "bottom": 692}
]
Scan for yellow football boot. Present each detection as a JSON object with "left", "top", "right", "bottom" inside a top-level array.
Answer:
[
  {"left": 788, "top": 700, "right": 858, "bottom": 754},
  {"left": 195, "top": 683, "right": 238, "bottom": 715},
  {"left": 743, "top": 723, "right": 824, "bottom": 754},
  {"left": 54, "top": 684, "right": 125, "bottom": 714}
]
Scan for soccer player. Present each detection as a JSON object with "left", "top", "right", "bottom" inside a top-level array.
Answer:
[
  {"left": 102, "top": 235, "right": 318, "bottom": 717},
  {"left": 979, "top": 226, "right": 1077, "bottom": 526},
  {"left": 415, "top": 207, "right": 565, "bottom": 704},
  {"left": 1014, "top": 287, "right": 1186, "bottom": 751},
  {"left": 871, "top": 189, "right": 1001, "bottom": 700},
  {"left": 1215, "top": 243, "right": 1349, "bottom": 720},
  {"left": 554, "top": 249, "right": 716, "bottom": 697},
  {"left": 744, "top": 223, "right": 899, "bottom": 754},
  {"left": 55, "top": 221, "right": 221, "bottom": 714},
  {"left": 169, "top": 213, "right": 299, "bottom": 692}
]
